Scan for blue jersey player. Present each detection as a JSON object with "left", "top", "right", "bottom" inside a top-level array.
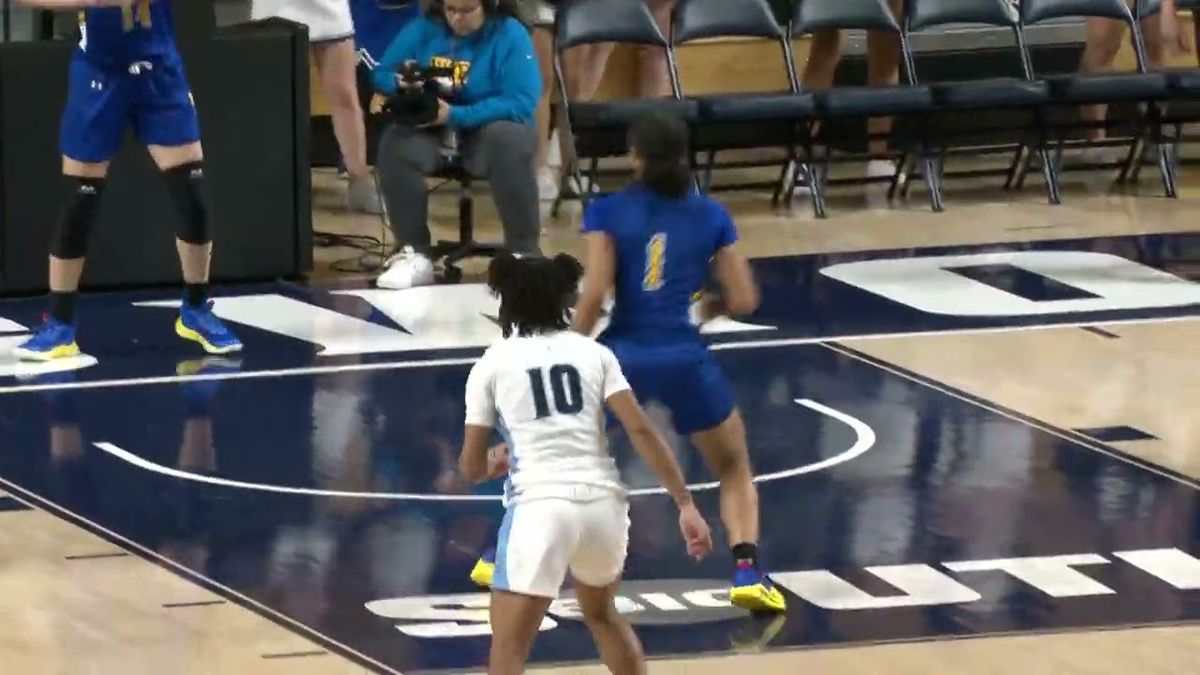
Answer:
[
  {"left": 13, "top": 0, "right": 241, "bottom": 361},
  {"left": 570, "top": 110, "right": 786, "bottom": 613}
]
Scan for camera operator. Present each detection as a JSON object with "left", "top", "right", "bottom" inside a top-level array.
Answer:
[{"left": 371, "top": 0, "right": 542, "bottom": 290}]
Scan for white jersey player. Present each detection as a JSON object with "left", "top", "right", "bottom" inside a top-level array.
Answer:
[{"left": 459, "top": 252, "right": 712, "bottom": 675}]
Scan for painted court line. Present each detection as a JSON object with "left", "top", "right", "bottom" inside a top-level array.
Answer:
[
  {"left": 821, "top": 342, "right": 1200, "bottom": 493},
  {"left": 92, "top": 399, "right": 874, "bottom": 502},
  {"left": 0, "top": 314, "right": 1195, "bottom": 395}
]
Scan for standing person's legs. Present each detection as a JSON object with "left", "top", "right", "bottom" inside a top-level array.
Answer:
[
  {"left": 637, "top": 0, "right": 676, "bottom": 98},
  {"left": 532, "top": 23, "right": 559, "bottom": 200},
  {"left": 464, "top": 121, "right": 544, "bottom": 256},
  {"left": 313, "top": 38, "right": 382, "bottom": 213},
  {"left": 864, "top": 0, "right": 904, "bottom": 173},
  {"left": 374, "top": 124, "right": 443, "bottom": 289},
  {"left": 1079, "top": 1, "right": 1164, "bottom": 145}
]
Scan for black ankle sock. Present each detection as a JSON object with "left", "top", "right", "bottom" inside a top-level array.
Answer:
[
  {"left": 731, "top": 542, "right": 759, "bottom": 568},
  {"left": 50, "top": 291, "right": 77, "bottom": 324},
  {"left": 184, "top": 283, "right": 209, "bottom": 307}
]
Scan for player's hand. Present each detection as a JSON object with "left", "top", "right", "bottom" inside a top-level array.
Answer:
[
  {"left": 484, "top": 443, "right": 510, "bottom": 481},
  {"left": 1162, "top": 10, "right": 1192, "bottom": 56},
  {"left": 677, "top": 503, "right": 712, "bottom": 561}
]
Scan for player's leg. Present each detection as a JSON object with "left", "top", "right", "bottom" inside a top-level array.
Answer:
[
  {"left": 664, "top": 350, "right": 785, "bottom": 612},
  {"left": 570, "top": 497, "right": 643, "bottom": 674},
  {"left": 1078, "top": 17, "right": 1128, "bottom": 144},
  {"left": 313, "top": 37, "right": 382, "bottom": 214},
  {"left": 136, "top": 55, "right": 240, "bottom": 353},
  {"left": 864, "top": 0, "right": 904, "bottom": 175},
  {"left": 15, "top": 55, "right": 124, "bottom": 361},
  {"left": 637, "top": 0, "right": 675, "bottom": 98},
  {"left": 488, "top": 499, "right": 576, "bottom": 674}
]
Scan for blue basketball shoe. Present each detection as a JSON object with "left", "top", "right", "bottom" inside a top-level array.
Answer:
[
  {"left": 12, "top": 316, "right": 80, "bottom": 361},
  {"left": 730, "top": 560, "right": 787, "bottom": 612},
  {"left": 470, "top": 548, "right": 497, "bottom": 588},
  {"left": 176, "top": 301, "right": 242, "bottom": 354}
]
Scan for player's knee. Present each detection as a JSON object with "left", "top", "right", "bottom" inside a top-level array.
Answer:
[
  {"left": 50, "top": 177, "right": 106, "bottom": 259},
  {"left": 162, "top": 161, "right": 210, "bottom": 245},
  {"left": 579, "top": 597, "right": 619, "bottom": 626},
  {"left": 327, "top": 80, "right": 361, "bottom": 114}
]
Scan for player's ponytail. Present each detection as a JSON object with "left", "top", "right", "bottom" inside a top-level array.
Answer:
[
  {"left": 629, "top": 110, "right": 692, "bottom": 200},
  {"left": 487, "top": 252, "right": 583, "bottom": 338}
]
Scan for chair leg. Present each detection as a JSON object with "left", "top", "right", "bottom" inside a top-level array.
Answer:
[
  {"left": 923, "top": 152, "right": 945, "bottom": 213},
  {"left": 1038, "top": 146, "right": 1061, "bottom": 205},
  {"left": 1158, "top": 141, "right": 1179, "bottom": 198},
  {"left": 808, "top": 162, "right": 827, "bottom": 219},
  {"left": 1003, "top": 145, "right": 1025, "bottom": 190}
]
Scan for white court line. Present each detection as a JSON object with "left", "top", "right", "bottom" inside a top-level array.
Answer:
[
  {"left": 0, "top": 313, "right": 1196, "bottom": 395},
  {"left": 821, "top": 342, "right": 1200, "bottom": 492},
  {"left": 92, "top": 399, "right": 875, "bottom": 502}
]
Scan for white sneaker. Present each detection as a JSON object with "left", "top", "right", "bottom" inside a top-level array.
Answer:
[
  {"left": 377, "top": 247, "right": 435, "bottom": 290},
  {"left": 537, "top": 167, "right": 560, "bottom": 201},
  {"left": 866, "top": 159, "right": 897, "bottom": 179}
]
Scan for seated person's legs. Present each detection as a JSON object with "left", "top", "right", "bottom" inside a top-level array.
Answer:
[
  {"left": 463, "top": 121, "right": 543, "bottom": 256},
  {"left": 374, "top": 123, "right": 444, "bottom": 289}
]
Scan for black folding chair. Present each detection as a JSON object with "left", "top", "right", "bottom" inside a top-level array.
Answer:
[
  {"left": 552, "top": 0, "right": 700, "bottom": 216},
  {"left": 668, "top": 0, "right": 821, "bottom": 213},
  {"left": 903, "top": 0, "right": 1061, "bottom": 205},
  {"left": 1018, "top": 0, "right": 1176, "bottom": 196},
  {"left": 791, "top": 0, "right": 941, "bottom": 211},
  {"left": 1131, "top": 0, "right": 1200, "bottom": 180}
]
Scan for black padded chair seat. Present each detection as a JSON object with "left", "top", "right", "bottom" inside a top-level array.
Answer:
[
  {"left": 1046, "top": 72, "right": 1171, "bottom": 103},
  {"left": 695, "top": 91, "right": 818, "bottom": 121},
  {"left": 1165, "top": 67, "right": 1200, "bottom": 93},
  {"left": 931, "top": 78, "right": 1050, "bottom": 109},
  {"left": 815, "top": 84, "right": 934, "bottom": 116},
  {"left": 568, "top": 97, "right": 700, "bottom": 128}
]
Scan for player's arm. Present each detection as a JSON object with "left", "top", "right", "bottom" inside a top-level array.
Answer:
[
  {"left": 605, "top": 388, "right": 713, "bottom": 560},
  {"left": 699, "top": 243, "right": 759, "bottom": 322},
  {"left": 572, "top": 231, "right": 615, "bottom": 337},
  {"left": 459, "top": 357, "right": 500, "bottom": 483}
]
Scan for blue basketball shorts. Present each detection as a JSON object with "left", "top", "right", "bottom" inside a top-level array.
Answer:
[
  {"left": 59, "top": 51, "right": 201, "bottom": 163},
  {"left": 600, "top": 334, "right": 735, "bottom": 436}
]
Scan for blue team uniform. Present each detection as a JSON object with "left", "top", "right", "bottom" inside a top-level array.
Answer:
[
  {"left": 61, "top": 0, "right": 200, "bottom": 162},
  {"left": 581, "top": 182, "right": 738, "bottom": 435}
]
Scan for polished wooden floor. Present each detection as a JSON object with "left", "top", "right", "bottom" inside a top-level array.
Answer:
[{"left": 2, "top": 158, "right": 1197, "bottom": 674}]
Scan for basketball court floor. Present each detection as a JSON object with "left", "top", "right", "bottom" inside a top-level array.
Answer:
[{"left": 0, "top": 164, "right": 1197, "bottom": 674}]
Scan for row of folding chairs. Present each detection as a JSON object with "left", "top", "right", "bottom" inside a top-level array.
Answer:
[{"left": 549, "top": 0, "right": 1200, "bottom": 218}]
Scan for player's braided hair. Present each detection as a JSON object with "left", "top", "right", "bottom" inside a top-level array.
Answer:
[
  {"left": 487, "top": 252, "right": 583, "bottom": 338},
  {"left": 629, "top": 109, "right": 691, "bottom": 199}
]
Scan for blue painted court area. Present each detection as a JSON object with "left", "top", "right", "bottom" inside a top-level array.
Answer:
[{"left": 0, "top": 233, "right": 1197, "bottom": 673}]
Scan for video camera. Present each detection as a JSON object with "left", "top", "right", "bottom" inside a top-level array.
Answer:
[{"left": 383, "top": 60, "right": 460, "bottom": 128}]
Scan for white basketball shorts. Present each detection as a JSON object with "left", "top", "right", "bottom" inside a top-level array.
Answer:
[
  {"left": 252, "top": 0, "right": 355, "bottom": 43},
  {"left": 494, "top": 496, "right": 630, "bottom": 598}
]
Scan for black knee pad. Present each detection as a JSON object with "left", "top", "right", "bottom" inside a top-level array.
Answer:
[
  {"left": 163, "top": 161, "right": 210, "bottom": 245},
  {"left": 50, "top": 177, "right": 106, "bottom": 259}
]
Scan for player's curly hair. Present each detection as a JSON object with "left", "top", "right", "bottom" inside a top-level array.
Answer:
[{"left": 487, "top": 252, "right": 583, "bottom": 338}]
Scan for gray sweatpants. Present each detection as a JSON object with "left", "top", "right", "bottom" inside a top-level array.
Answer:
[{"left": 376, "top": 120, "right": 542, "bottom": 256}]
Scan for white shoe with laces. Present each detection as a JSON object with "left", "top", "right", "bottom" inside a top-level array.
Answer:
[{"left": 377, "top": 246, "right": 435, "bottom": 290}]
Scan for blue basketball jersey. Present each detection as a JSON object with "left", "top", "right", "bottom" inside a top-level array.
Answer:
[
  {"left": 581, "top": 183, "right": 738, "bottom": 340},
  {"left": 79, "top": 0, "right": 177, "bottom": 65}
]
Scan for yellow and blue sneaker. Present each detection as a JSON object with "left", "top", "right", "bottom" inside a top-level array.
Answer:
[
  {"left": 176, "top": 301, "right": 242, "bottom": 355},
  {"left": 470, "top": 548, "right": 496, "bottom": 588},
  {"left": 12, "top": 316, "right": 80, "bottom": 362},
  {"left": 730, "top": 561, "right": 787, "bottom": 612}
]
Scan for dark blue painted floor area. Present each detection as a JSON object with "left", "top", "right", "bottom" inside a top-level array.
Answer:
[
  {"left": 0, "top": 232, "right": 1198, "bottom": 673},
  {"left": 0, "top": 343, "right": 1196, "bottom": 672}
]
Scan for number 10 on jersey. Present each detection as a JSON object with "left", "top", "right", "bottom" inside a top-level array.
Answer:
[{"left": 527, "top": 365, "right": 583, "bottom": 418}]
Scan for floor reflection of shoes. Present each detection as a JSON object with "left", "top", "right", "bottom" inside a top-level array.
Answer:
[{"left": 730, "top": 611, "right": 788, "bottom": 653}]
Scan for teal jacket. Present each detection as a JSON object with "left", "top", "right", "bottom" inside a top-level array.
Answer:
[{"left": 372, "top": 14, "right": 541, "bottom": 129}]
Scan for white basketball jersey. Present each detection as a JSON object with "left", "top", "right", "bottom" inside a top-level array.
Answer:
[{"left": 464, "top": 330, "right": 631, "bottom": 506}]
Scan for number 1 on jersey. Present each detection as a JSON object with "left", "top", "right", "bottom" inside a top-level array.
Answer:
[
  {"left": 643, "top": 233, "right": 667, "bottom": 291},
  {"left": 527, "top": 365, "right": 583, "bottom": 418},
  {"left": 122, "top": 0, "right": 152, "bottom": 32}
]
